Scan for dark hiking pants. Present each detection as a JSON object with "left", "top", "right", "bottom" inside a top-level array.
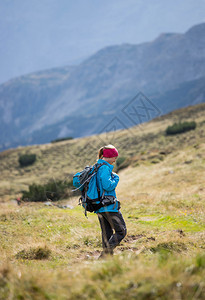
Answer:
[{"left": 97, "top": 211, "right": 127, "bottom": 251}]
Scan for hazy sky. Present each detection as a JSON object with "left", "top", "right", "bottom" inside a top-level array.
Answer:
[{"left": 1, "top": 0, "right": 205, "bottom": 83}]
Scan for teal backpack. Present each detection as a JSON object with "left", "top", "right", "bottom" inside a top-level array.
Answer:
[{"left": 72, "top": 162, "right": 116, "bottom": 217}]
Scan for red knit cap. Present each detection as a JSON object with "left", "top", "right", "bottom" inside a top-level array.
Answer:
[{"left": 103, "top": 147, "right": 119, "bottom": 158}]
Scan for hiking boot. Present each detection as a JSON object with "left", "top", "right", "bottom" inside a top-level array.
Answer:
[{"left": 98, "top": 248, "right": 113, "bottom": 259}]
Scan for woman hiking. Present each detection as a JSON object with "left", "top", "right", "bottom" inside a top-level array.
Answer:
[{"left": 95, "top": 145, "right": 127, "bottom": 258}]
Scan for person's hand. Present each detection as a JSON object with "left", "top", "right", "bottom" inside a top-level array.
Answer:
[{"left": 112, "top": 172, "right": 119, "bottom": 178}]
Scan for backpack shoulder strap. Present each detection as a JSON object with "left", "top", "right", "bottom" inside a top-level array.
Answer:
[
  {"left": 95, "top": 162, "right": 107, "bottom": 199},
  {"left": 95, "top": 162, "right": 107, "bottom": 170}
]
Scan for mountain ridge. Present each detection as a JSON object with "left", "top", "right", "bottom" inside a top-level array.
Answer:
[{"left": 0, "top": 23, "right": 205, "bottom": 151}]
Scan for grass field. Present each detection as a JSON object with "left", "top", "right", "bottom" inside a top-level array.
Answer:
[{"left": 0, "top": 103, "right": 205, "bottom": 299}]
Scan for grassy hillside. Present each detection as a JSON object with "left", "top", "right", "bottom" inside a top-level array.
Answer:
[
  {"left": 0, "top": 103, "right": 205, "bottom": 299},
  {"left": 0, "top": 102, "right": 204, "bottom": 202}
]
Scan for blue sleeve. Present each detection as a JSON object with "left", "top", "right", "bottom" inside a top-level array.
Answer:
[{"left": 99, "top": 166, "right": 119, "bottom": 192}]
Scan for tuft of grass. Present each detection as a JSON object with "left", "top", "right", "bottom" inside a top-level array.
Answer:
[
  {"left": 83, "top": 236, "right": 102, "bottom": 247},
  {"left": 15, "top": 246, "right": 51, "bottom": 260},
  {"left": 196, "top": 254, "right": 205, "bottom": 269},
  {"left": 150, "top": 241, "right": 187, "bottom": 254},
  {"left": 92, "top": 258, "right": 125, "bottom": 281}
]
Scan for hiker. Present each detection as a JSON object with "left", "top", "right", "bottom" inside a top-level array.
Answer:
[
  {"left": 95, "top": 145, "right": 127, "bottom": 258},
  {"left": 16, "top": 197, "right": 21, "bottom": 206}
]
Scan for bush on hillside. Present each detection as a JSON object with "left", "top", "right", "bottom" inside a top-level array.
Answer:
[
  {"left": 116, "top": 156, "right": 129, "bottom": 171},
  {"left": 18, "top": 153, "right": 36, "bottom": 167},
  {"left": 51, "top": 137, "right": 73, "bottom": 143},
  {"left": 166, "top": 121, "right": 196, "bottom": 135},
  {"left": 22, "top": 179, "right": 73, "bottom": 202}
]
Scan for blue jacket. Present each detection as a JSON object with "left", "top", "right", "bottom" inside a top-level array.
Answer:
[{"left": 95, "top": 159, "right": 120, "bottom": 213}]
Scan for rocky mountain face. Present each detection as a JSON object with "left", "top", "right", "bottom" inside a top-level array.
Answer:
[
  {"left": 2, "top": 0, "right": 205, "bottom": 84},
  {"left": 0, "top": 23, "right": 205, "bottom": 151}
]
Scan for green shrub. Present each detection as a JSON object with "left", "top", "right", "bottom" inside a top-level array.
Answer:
[
  {"left": 18, "top": 153, "right": 36, "bottom": 167},
  {"left": 116, "top": 157, "right": 126, "bottom": 166},
  {"left": 166, "top": 121, "right": 196, "bottom": 135},
  {"left": 116, "top": 156, "right": 129, "bottom": 171},
  {"left": 22, "top": 179, "right": 73, "bottom": 202},
  {"left": 51, "top": 137, "right": 73, "bottom": 143}
]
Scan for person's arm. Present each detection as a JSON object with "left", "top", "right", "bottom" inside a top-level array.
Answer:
[{"left": 99, "top": 166, "right": 119, "bottom": 191}]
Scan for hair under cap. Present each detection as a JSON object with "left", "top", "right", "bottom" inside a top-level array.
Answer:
[{"left": 103, "top": 147, "right": 119, "bottom": 158}]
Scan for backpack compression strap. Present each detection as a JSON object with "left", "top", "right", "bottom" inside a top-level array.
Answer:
[{"left": 72, "top": 172, "right": 96, "bottom": 192}]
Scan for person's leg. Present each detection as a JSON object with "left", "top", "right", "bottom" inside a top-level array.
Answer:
[
  {"left": 103, "top": 211, "right": 127, "bottom": 250},
  {"left": 98, "top": 213, "right": 113, "bottom": 251}
]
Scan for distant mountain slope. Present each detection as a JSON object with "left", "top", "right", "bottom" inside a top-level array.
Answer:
[
  {"left": 0, "top": 66, "right": 75, "bottom": 149},
  {"left": 153, "top": 76, "right": 205, "bottom": 114},
  {"left": 23, "top": 75, "right": 205, "bottom": 145},
  {"left": 0, "top": 23, "right": 205, "bottom": 151},
  {"left": 1, "top": 0, "right": 205, "bottom": 84}
]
